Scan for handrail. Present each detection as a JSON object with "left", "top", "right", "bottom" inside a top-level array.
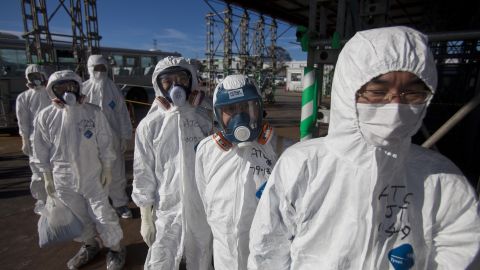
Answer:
[{"left": 124, "top": 99, "right": 151, "bottom": 106}]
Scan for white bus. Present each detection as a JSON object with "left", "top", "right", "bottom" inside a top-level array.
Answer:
[{"left": 0, "top": 32, "right": 181, "bottom": 132}]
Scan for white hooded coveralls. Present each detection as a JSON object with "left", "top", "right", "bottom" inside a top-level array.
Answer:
[
  {"left": 195, "top": 76, "right": 277, "bottom": 270},
  {"left": 33, "top": 70, "right": 123, "bottom": 247},
  {"left": 196, "top": 134, "right": 276, "bottom": 270},
  {"left": 16, "top": 64, "right": 51, "bottom": 202},
  {"left": 82, "top": 55, "right": 133, "bottom": 207},
  {"left": 132, "top": 57, "right": 213, "bottom": 269},
  {"left": 248, "top": 26, "right": 480, "bottom": 270}
]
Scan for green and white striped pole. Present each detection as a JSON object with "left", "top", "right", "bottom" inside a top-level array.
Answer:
[{"left": 300, "top": 67, "right": 318, "bottom": 140}]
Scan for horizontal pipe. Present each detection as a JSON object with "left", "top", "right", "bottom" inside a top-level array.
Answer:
[
  {"left": 310, "top": 30, "right": 480, "bottom": 47},
  {"left": 422, "top": 93, "right": 480, "bottom": 149}
]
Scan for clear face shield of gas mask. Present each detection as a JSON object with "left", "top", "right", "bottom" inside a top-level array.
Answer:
[
  {"left": 52, "top": 80, "right": 81, "bottom": 106},
  {"left": 218, "top": 100, "right": 261, "bottom": 142},
  {"left": 27, "top": 72, "right": 47, "bottom": 89},
  {"left": 156, "top": 68, "right": 192, "bottom": 106}
]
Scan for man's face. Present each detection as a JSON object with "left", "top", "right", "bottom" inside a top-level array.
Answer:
[
  {"left": 159, "top": 71, "right": 191, "bottom": 92},
  {"left": 356, "top": 71, "right": 431, "bottom": 104},
  {"left": 219, "top": 101, "right": 259, "bottom": 127}
]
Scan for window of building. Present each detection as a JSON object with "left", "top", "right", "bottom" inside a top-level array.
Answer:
[{"left": 291, "top": 73, "right": 302, "bottom": 82}]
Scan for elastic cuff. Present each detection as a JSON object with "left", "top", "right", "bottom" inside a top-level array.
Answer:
[{"left": 132, "top": 192, "right": 155, "bottom": 208}]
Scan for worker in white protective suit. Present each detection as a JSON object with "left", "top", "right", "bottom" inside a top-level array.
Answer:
[
  {"left": 132, "top": 56, "right": 213, "bottom": 270},
  {"left": 146, "top": 58, "right": 211, "bottom": 117},
  {"left": 195, "top": 75, "right": 277, "bottom": 270},
  {"left": 248, "top": 26, "right": 480, "bottom": 270},
  {"left": 15, "top": 64, "right": 51, "bottom": 213},
  {"left": 32, "top": 70, "right": 126, "bottom": 270},
  {"left": 82, "top": 54, "right": 133, "bottom": 219}
]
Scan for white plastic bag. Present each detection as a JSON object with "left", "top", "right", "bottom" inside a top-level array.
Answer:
[{"left": 38, "top": 196, "right": 83, "bottom": 247}]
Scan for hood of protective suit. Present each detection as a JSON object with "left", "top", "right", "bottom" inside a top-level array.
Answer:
[
  {"left": 327, "top": 26, "right": 437, "bottom": 163},
  {"left": 212, "top": 75, "right": 261, "bottom": 104},
  {"left": 25, "top": 64, "right": 48, "bottom": 90},
  {"left": 152, "top": 56, "right": 198, "bottom": 98},
  {"left": 87, "top": 54, "right": 109, "bottom": 80},
  {"left": 25, "top": 64, "right": 48, "bottom": 80},
  {"left": 213, "top": 75, "right": 263, "bottom": 144},
  {"left": 46, "top": 70, "right": 83, "bottom": 100}
]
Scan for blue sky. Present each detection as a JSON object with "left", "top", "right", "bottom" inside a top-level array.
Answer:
[{"left": 0, "top": 0, "right": 307, "bottom": 60}]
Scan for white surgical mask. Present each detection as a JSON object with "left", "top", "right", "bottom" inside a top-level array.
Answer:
[
  {"left": 93, "top": 71, "right": 107, "bottom": 81},
  {"left": 356, "top": 103, "right": 425, "bottom": 147},
  {"left": 169, "top": 85, "right": 186, "bottom": 107},
  {"left": 63, "top": 92, "right": 77, "bottom": 106}
]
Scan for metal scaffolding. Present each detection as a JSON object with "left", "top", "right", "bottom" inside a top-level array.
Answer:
[
  {"left": 253, "top": 16, "right": 265, "bottom": 75},
  {"left": 21, "top": 0, "right": 56, "bottom": 64},
  {"left": 268, "top": 19, "right": 277, "bottom": 102},
  {"left": 20, "top": 0, "right": 101, "bottom": 77},
  {"left": 83, "top": 0, "right": 100, "bottom": 56},
  {"left": 223, "top": 5, "right": 233, "bottom": 77},
  {"left": 204, "top": 2, "right": 278, "bottom": 98},
  {"left": 205, "top": 12, "right": 215, "bottom": 93},
  {"left": 71, "top": 0, "right": 86, "bottom": 75},
  {"left": 239, "top": 9, "right": 249, "bottom": 74}
]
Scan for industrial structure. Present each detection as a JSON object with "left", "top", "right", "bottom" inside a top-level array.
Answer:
[
  {"left": 21, "top": 0, "right": 100, "bottom": 77},
  {"left": 214, "top": 0, "right": 480, "bottom": 186},
  {"left": 204, "top": 1, "right": 283, "bottom": 102}
]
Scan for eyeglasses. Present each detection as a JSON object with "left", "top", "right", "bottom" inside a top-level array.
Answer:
[{"left": 356, "top": 88, "right": 432, "bottom": 104}]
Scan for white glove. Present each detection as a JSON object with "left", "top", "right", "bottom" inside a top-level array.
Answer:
[
  {"left": 21, "top": 136, "right": 32, "bottom": 156},
  {"left": 120, "top": 139, "right": 128, "bottom": 153},
  {"left": 100, "top": 166, "right": 112, "bottom": 187},
  {"left": 140, "top": 205, "right": 156, "bottom": 247},
  {"left": 43, "top": 171, "right": 55, "bottom": 198}
]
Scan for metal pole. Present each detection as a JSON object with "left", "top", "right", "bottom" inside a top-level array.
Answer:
[
  {"left": 300, "top": 0, "right": 318, "bottom": 140},
  {"left": 310, "top": 30, "right": 480, "bottom": 47},
  {"left": 223, "top": 5, "right": 232, "bottom": 77},
  {"left": 239, "top": 9, "right": 249, "bottom": 74},
  {"left": 422, "top": 93, "right": 480, "bottom": 148},
  {"left": 300, "top": 67, "right": 318, "bottom": 140},
  {"left": 269, "top": 18, "right": 277, "bottom": 103}
]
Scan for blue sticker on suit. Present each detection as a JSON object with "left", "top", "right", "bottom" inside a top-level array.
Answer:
[
  {"left": 388, "top": 244, "right": 414, "bottom": 270},
  {"left": 256, "top": 181, "right": 267, "bottom": 199},
  {"left": 108, "top": 100, "right": 116, "bottom": 109},
  {"left": 84, "top": 130, "right": 93, "bottom": 139}
]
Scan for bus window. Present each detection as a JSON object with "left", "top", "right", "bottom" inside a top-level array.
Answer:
[
  {"left": 56, "top": 49, "right": 75, "bottom": 70},
  {"left": 125, "top": 56, "right": 135, "bottom": 67},
  {"left": 141, "top": 56, "right": 155, "bottom": 75},
  {"left": 141, "top": 56, "right": 154, "bottom": 67},
  {"left": 0, "top": 48, "right": 27, "bottom": 76},
  {"left": 111, "top": 55, "right": 124, "bottom": 75},
  {"left": 112, "top": 55, "right": 123, "bottom": 66},
  {"left": 126, "top": 56, "right": 142, "bottom": 75}
]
